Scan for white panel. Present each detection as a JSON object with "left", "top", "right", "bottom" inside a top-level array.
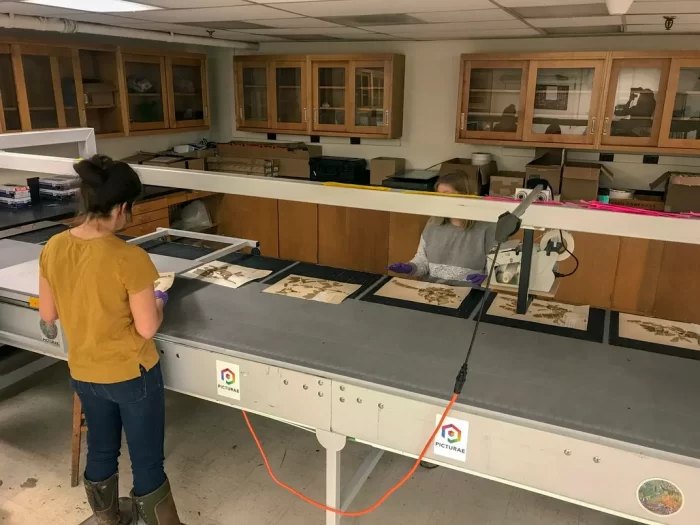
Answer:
[
  {"left": 134, "top": 4, "right": 302, "bottom": 22},
  {"left": 141, "top": 0, "right": 247, "bottom": 6},
  {"left": 627, "top": 23, "right": 700, "bottom": 32},
  {"left": 626, "top": 13, "right": 700, "bottom": 24},
  {"left": 367, "top": 20, "right": 529, "bottom": 33},
  {"left": 241, "top": 26, "right": 374, "bottom": 35},
  {"left": 499, "top": 0, "right": 603, "bottom": 6},
  {"left": 247, "top": 17, "right": 342, "bottom": 28},
  {"left": 0, "top": 1, "right": 76, "bottom": 15},
  {"left": 629, "top": 1, "right": 700, "bottom": 14},
  {"left": 60, "top": 12, "right": 146, "bottom": 24},
  {"left": 411, "top": 9, "right": 516, "bottom": 23},
  {"left": 114, "top": 20, "right": 263, "bottom": 39},
  {"left": 528, "top": 15, "right": 622, "bottom": 28},
  {"left": 280, "top": 0, "right": 495, "bottom": 17}
]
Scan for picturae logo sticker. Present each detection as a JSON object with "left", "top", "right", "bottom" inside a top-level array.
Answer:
[
  {"left": 637, "top": 479, "right": 684, "bottom": 517},
  {"left": 216, "top": 361, "right": 240, "bottom": 400},
  {"left": 433, "top": 416, "right": 469, "bottom": 462}
]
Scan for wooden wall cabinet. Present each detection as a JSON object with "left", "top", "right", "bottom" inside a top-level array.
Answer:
[
  {"left": 235, "top": 54, "right": 405, "bottom": 139},
  {"left": 166, "top": 56, "right": 209, "bottom": 129},
  {"left": 457, "top": 51, "right": 700, "bottom": 154},
  {"left": 122, "top": 53, "right": 169, "bottom": 132}
]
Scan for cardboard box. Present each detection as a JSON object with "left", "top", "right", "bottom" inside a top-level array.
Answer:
[
  {"left": 438, "top": 158, "right": 497, "bottom": 195},
  {"left": 489, "top": 171, "right": 525, "bottom": 197},
  {"left": 370, "top": 157, "right": 406, "bottom": 185},
  {"left": 560, "top": 162, "right": 613, "bottom": 202},
  {"left": 609, "top": 195, "right": 665, "bottom": 211},
  {"left": 526, "top": 153, "right": 563, "bottom": 194},
  {"left": 207, "top": 157, "right": 279, "bottom": 177},
  {"left": 121, "top": 153, "right": 205, "bottom": 171},
  {"left": 217, "top": 141, "right": 321, "bottom": 179},
  {"left": 650, "top": 171, "right": 700, "bottom": 212}
]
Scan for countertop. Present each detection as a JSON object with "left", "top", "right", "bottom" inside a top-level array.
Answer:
[{"left": 0, "top": 185, "right": 181, "bottom": 231}]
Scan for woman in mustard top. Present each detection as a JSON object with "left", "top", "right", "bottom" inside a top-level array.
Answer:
[{"left": 39, "top": 156, "right": 184, "bottom": 525}]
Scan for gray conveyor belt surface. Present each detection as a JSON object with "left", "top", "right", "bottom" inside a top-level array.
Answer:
[{"left": 160, "top": 278, "right": 700, "bottom": 461}]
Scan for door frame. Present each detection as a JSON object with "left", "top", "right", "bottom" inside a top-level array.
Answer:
[
  {"left": 457, "top": 59, "right": 529, "bottom": 141},
  {"left": 600, "top": 58, "right": 670, "bottom": 147},
  {"left": 523, "top": 59, "right": 606, "bottom": 145}
]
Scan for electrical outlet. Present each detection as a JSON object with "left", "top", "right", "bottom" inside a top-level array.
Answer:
[
  {"left": 350, "top": 137, "right": 361, "bottom": 145},
  {"left": 643, "top": 155, "right": 659, "bottom": 164},
  {"left": 310, "top": 135, "right": 320, "bottom": 143},
  {"left": 267, "top": 133, "right": 277, "bottom": 141},
  {"left": 599, "top": 153, "right": 614, "bottom": 162}
]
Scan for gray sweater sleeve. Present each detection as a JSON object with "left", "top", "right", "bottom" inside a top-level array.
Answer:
[{"left": 409, "top": 236, "right": 430, "bottom": 277}]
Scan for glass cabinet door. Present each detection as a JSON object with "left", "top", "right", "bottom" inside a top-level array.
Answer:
[
  {"left": 20, "top": 48, "right": 59, "bottom": 130},
  {"left": 312, "top": 62, "right": 348, "bottom": 133},
  {"left": 272, "top": 60, "right": 307, "bottom": 131},
  {"left": 660, "top": 59, "right": 700, "bottom": 149},
  {"left": 123, "top": 54, "right": 169, "bottom": 131},
  {"left": 524, "top": 60, "right": 605, "bottom": 145},
  {"left": 459, "top": 60, "right": 528, "bottom": 141},
  {"left": 78, "top": 49, "right": 123, "bottom": 136},
  {"left": 168, "top": 57, "right": 208, "bottom": 128},
  {"left": 236, "top": 61, "right": 270, "bottom": 129},
  {"left": 350, "top": 60, "right": 389, "bottom": 134},
  {"left": 0, "top": 46, "right": 21, "bottom": 132},
  {"left": 57, "top": 53, "right": 82, "bottom": 129},
  {"left": 602, "top": 59, "right": 669, "bottom": 147}
]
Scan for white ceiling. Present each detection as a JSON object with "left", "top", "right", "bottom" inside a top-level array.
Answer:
[{"left": 1, "top": 0, "right": 700, "bottom": 42}]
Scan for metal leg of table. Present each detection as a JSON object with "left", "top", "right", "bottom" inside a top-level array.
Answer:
[
  {"left": 316, "top": 430, "right": 347, "bottom": 525},
  {"left": 340, "top": 448, "right": 384, "bottom": 512},
  {"left": 0, "top": 353, "right": 57, "bottom": 391}
]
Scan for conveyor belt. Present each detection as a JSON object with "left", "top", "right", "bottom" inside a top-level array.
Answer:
[{"left": 160, "top": 278, "right": 700, "bottom": 461}]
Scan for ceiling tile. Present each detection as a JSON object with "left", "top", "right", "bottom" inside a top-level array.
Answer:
[
  {"left": 629, "top": 2, "right": 700, "bottom": 14},
  {"left": 245, "top": 0, "right": 336, "bottom": 3},
  {"left": 626, "top": 14, "right": 700, "bottom": 24},
  {"left": 278, "top": 0, "right": 496, "bottom": 17},
  {"left": 411, "top": 9, "right": 516, "bottom": 23},
  {"left": 133, "top": 4, "right": 302, "bottom": 22},
  {"left": 115, "top": 19, "right": 244, "bottom": 36},
  {"left": 58, "top": 12, "right": 145, "bottom": 24},
  {"left": 545, "top": 25, "right": 621, "bottom": 34},
  {"left": 183, "top": 21, "right": 273, "bottom": 30},
  {"left": 527, "top": 15, "right": 621, "bottom": 27},
  {"left": 141, "top": 0, "right": 247, "bottom": 6},
  {"left": 366, "top": 20, "right": 529, "bottom": 33},
  {"left": 403, "top": 28, "right": 540, "bottom": 40},
  {"left": 498, "top": 0, "right": 603, "bottom": 6},
  {"left": 627, "top": 23, "right": 700, "bottom": 32},
  {"left": 322, "top": 14, "right": 425, "bottom": 26},
  {"left": 0, "top": 2, "right": 76, "bottom": 15},
  {"left": 241, "top": 26, "right": 373, "bottom": 35},
  {"left": 247, "top": 17, "right": 342, "bottom": 28},
  {"left": 512, "top": 4, "right": 609, "bottom": 18}
]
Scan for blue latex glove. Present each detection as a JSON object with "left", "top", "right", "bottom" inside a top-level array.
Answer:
[
  {"left": 155, "top": 290, "right": 169, "bottom": 307},
  {"left": 388, "top": 262, "right": 414, "bottom": 275},
  {"left": 466, "top": 273, "right": 487, "bottom": 286}
]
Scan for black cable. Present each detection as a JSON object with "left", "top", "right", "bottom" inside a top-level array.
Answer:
[
  {"left": 553, "top": 229, "right": 579, "bottom": 278},
  {"left": 453, "top": 242, "right": 501, "bottom": 395}
]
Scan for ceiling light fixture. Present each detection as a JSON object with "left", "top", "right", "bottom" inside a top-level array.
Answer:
[
  {"left": 22, "top": 0, "right": 160, "bottom": 12},
  {"left": 604, "top": 0, "right": 634, "bottom": 16}
]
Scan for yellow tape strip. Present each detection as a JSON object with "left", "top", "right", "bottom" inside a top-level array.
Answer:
[
  {"left": 322, "top": 182, "right": 392, "bottom": 191},
  {"left": 400, "top": 190, "right": 482, "bottom": 199},
  {"left": 29, "top": 297, "right": 40, "bottom": 309}
]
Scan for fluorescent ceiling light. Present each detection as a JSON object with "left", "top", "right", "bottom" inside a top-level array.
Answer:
[{"left": 23, "top": 0, "right": 161, "bottom": 12}]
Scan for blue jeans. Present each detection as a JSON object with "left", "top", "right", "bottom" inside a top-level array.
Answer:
[{"left": 71, "top": 362, "right": 167, "bottom": 497}]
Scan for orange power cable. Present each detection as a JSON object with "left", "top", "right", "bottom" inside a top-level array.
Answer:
[{"left": 241, "top": 392, "right": 459, "bottom": 517}]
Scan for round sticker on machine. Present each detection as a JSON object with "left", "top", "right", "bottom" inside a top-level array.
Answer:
[{"left": 637, "top": 479, "right": 683, "bottom": 516}]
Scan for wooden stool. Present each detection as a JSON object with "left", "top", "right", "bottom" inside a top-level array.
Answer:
[{"left": 71, "top": 393, "right": 88, "bottom": 487}]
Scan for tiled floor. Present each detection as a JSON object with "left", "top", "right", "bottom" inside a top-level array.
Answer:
[{"left": 0, "top": 363, "right": 639, "bottom": 525}]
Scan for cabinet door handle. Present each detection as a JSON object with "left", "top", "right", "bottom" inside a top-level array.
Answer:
[
  {"left": 313, "top": 108, "right": 317, "bottom": 123},
  {"left": 590, "top": 117, "right": 596, "bottom": 134},
  {"left": 303, "top": 108, "right": 307, "bottom": 123},
  {"left": 84, "top": 93, "right": 89, "bottom": 105},
  {"left": 385, "top": 109, "right": 389, "bottom": 126},
  {"left": 460, "top": 112, "right": 465, "bottom": 130},
  {"left": 239, "top": 107, "right": 244, "bottom": 120},
  {"left": 203, "top": 107, "right": 208, "bottom": 118},
  {"left": 602, "top": 117, "right": 609, "bottom": 136}
]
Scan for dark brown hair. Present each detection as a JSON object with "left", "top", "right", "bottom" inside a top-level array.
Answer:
[
  {"left": 432, "top": 171, "right": 475, "bottom": 230},
  {"left": 74, "top": 155, "right": 142, "bottom": 219}
]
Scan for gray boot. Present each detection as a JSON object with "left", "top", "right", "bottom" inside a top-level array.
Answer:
[
  {"left": 132, "top": 478, "right": 184, "bottom": 525},
  {"left": 80, "top": 472, "right": 133, "bottom": 525}
]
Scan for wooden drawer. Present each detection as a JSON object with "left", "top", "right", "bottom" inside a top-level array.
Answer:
[
  {"left": 132, "top": 197, "right": 169, "bottom": 215},
  {"left": 130, "top": 207, "right": 169, "bottom": 227},
  {"left": 120, "top": 217, "right": 169, "bottom": 237}
]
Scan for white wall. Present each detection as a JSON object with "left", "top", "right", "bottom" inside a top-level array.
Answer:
[{"left": 209, "top": 34, "right": 700, "bottom": 191}]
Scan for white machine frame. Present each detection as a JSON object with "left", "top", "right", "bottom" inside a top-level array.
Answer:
[{"left": 1, "top": 129, "right": 698, "bottom": 525}]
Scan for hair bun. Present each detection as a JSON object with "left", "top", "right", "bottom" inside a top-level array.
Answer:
[{"left": 75, "top": 155, "right": 111, "bottom": 188}]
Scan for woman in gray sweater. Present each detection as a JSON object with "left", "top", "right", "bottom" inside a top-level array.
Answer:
[{"left": 388, "top": 171, "right": 496, "bottom": 286}]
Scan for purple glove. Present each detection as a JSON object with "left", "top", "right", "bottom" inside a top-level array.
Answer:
[
  {"left": 154, "top": 290, "right": 169, "bottom": 307},
  {"left": 388, "top": 262, "right": 414, "bottom": 275},
  {"left": 466, "top": 273, "right": 487, "bottom": 286}
]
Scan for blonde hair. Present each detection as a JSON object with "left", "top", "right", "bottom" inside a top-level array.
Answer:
[{"left": 432, "top": 171, "right": 475, "bottom": 230}]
